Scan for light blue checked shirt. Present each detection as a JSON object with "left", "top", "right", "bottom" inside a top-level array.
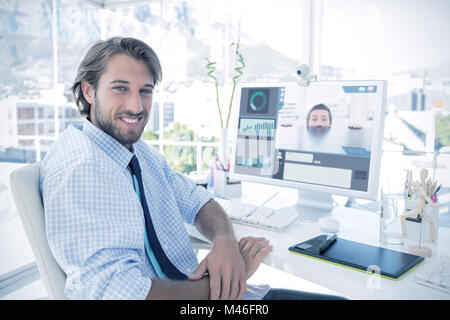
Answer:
[{"left": 40, "top": 118, "right": 270, "bottom": 300}]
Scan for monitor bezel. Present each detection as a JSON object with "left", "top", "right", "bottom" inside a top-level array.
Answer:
[{"left": 229, "top": 80, "right": 387, "bottom": 201}]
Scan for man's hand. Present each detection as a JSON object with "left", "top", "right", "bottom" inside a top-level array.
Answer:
[
  {"left": 190, "top": 200, "right": 272, "bottom": 300},
  {"left": 238, "top": 237, "right": 273, "bottom": 279},
  {"left": 188, "top": 235, "right": 247, "bottom": 300}
]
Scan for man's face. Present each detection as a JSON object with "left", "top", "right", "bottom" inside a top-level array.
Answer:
[
  {"left": 308, "top": 109, "right": 331, "bottom": 128},
  {"left": 82, "top": 54, "right": 154, "bottom": 149}
]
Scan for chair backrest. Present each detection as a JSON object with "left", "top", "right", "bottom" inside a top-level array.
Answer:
[{"left": 9, "top": 162, "right": 67, "bottom": 300}]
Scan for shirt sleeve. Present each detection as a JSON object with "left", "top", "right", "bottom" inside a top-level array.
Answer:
[
  {"left": 42, "top": 161, "right": 153, "bottom": 300},
  {"left": 161, "top": 157, "right": 213, "bottom": 225}
]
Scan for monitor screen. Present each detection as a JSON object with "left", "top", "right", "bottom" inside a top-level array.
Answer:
[{"left": 230, "top": 81, "right": 387, "bottom": 200}]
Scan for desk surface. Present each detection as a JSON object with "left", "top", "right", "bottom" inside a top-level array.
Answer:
[{"left": 186, "top": 182, "right": 450, "bottom": 300}]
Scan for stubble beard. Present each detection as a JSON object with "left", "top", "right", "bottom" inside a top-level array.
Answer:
[{"left": 93, "top": 95, "right": 148, "bottom": 147}]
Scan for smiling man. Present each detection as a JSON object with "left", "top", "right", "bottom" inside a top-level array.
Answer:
[
  {"left": 39, "top": 37, "right": 274, "bottom": 300},
  {"left": 80, "top": 54, "right": 153, "bottom": 148}
]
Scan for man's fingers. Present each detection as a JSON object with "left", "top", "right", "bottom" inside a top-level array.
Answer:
[
  {"left": 240, "top": 237, "right": 267, "bottom": 253},
  {"left": 241, "top": 237, "right": 257, "bottom": 252},
  {"left": 188, "top": 259, "right": 207, "bottom": 280},
  {"left": 248, "top": 239, "right": 270, "bottom": 258},
  {"left": 237, "top": 271, "right": 247, "bottom": 300},
  {"left": 255, "top": 245, "right": 273, "bottom": 262},
  {"left": 209, "top": 272, "right": 221, "bottom": 300},
  {"left": 219, "top": 269, "right": 231, "bottom": 300},
  {"left": 238, "top": 237, "right": 251, "bottom": 250},
  {"left": 229, "top": 269, "right": 240, "bottom": 299}
]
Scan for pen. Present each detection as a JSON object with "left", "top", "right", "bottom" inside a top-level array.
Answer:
[
  {"left": 215, "top": 160, "right": 225, "bottom": 171},
  {"left": 259, "top": 192, "right": 279, "bottom": 207},
  {"left": 319, "top": 234, "right": 337, "bottom": 254},
  {"left": 431, "top": 194, "right": 437, "bottom": 203},
  {"left": 431, "top": 184, "right": 441, "bottom": 198},
  {"left": 214, "top": 155, "right": 226, "bottom": 171}
]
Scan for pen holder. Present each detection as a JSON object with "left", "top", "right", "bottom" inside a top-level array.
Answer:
[
  {"left": 213, "top": 168, "right": 241, "bottom": 198},
  {"left": 405, "top": 198, "right": 415, "bottom": 211}
]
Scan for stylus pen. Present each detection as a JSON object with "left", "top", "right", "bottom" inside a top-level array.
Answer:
[
  {"left": 260, "top": 192, "right": 279, "bottom": 207},
  {"left": 319, "top": 234, "right": 337, "bottom": 254},
  {"left": 247, "top": 192, "right": 280, "bottom": 217},
  {"left": 432, "top": 185, "right": 441, "bottom": 198}
]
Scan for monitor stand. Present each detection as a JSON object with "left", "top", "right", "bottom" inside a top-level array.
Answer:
[{"left": 283, "top": 189, "right": 334, "bottom": 222}]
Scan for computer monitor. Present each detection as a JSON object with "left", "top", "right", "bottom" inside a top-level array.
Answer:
[{"left": 229, "top": 80, "right": 387, "bottom": 221}]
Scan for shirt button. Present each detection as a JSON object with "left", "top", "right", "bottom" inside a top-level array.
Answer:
[{"left": 163, "top": 244, "right": 168, "bottom": 250}]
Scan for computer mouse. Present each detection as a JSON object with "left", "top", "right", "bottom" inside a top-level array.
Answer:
[{"left": 319, "top": 217, "right": 340, "bottom": 233}]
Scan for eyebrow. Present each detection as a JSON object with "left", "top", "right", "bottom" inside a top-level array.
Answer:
[{"left": 110, "top": 80, "right": 154, "bottom": 88}]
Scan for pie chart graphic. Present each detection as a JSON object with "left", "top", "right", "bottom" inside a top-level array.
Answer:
[{"left": 249, "top": 91, "right": 268, "bottom": 112}]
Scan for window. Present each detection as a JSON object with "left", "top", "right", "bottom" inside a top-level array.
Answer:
[
  {"left": 321, "top": 0, "right": 450, "bottom": 152},
  {"left": 321, "top": 0, "right": 450, "bottom": 192},
  {"left": 16, "top": 107, "right": 35, "bottom": 120}
]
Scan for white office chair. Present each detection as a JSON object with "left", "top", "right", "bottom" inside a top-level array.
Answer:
[
  {"left": 9, "top": 162, "right": 67, "bottom": 300},
  {"left": 10, "top": 162, "right": 212, "bottom": 300}
]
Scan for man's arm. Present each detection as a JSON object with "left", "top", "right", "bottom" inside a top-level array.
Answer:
[
  {"left": 42, "top": 162, "right": 155, "bottom": 299},
  {"left": 145, "top": 277, "right": 210, "bottom": 300},
  {"left": 145, "top": 236, "right": 273, "bottom": 300},
  {"left": 193, "top": 199, "right": 235, "bottom": 243},
  {"left": 160, "top": 155, "right": 246, "bottom": 300},
  {"left": 188, "top": 199, "right": 247, "bottom": 300}
]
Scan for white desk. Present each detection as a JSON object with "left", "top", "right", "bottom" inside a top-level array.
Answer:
[{"left": 186, "top": 182, "right": 450, "bottom": 300}]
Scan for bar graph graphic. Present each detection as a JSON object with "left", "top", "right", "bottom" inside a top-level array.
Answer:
[
  {"left": 236, "top": 154, "right": 272, "bottom": 169},
  {"left": 235, "top": 137, "right": 273, "bottom": 169},
  {"left": 238, "top": 118, "right": 275, "bottom": 138}
]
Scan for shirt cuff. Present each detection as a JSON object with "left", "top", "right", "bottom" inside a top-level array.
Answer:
[
  {"left": 243, "top": 284, "right": 271, "bottom": 300},
  {"left": 137, "top": 277, "right": 153, "bottom": 300},
  {"left": 187, "top": 186, "right": 214, "bottom": 225}
]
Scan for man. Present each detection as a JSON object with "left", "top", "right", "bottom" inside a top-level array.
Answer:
[
  {"left": 40, "top": 37, "right": 344, "bottom": 300},
  {"left": 307, "top": 103, "right": 332, "bottom": 128},
  {"left": 40, "top": 36, "right": 271, "bottom": 300}
]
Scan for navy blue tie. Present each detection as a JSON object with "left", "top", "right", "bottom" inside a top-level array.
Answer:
[{"left": 128, "top": 155, "right": 186, "bottom": 280}]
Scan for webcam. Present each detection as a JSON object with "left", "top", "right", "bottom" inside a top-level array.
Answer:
[{"left": 296, "top": 64, "right": 317, "bottom": 86}]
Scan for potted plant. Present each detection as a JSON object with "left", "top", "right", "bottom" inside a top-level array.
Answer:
[{"left": 205, "top": 40, "right": 245, "bottom": 169}]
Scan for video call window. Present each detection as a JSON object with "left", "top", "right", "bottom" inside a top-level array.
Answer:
[{"left": 234, "top": 82, "right": 383, "bottom": 192}]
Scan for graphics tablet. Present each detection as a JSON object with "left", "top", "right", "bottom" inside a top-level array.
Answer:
[{"left": 289, "top": 237, "right": 424, "bottom": 279}]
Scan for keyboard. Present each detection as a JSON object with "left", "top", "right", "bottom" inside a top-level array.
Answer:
[
  {"left": 415, "top": 255, "right": 450, "bottom": 294},
  {"left": 215, "top": 198, "right": 299, "bottom": 232}
]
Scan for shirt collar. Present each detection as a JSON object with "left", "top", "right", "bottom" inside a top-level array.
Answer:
[{"left": 81, "top": 117, "right": 134, "bottom": 170}]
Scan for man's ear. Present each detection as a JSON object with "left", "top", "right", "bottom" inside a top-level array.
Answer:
[{"left": 81, "top": 81, "right": 95, "bottom": 105}]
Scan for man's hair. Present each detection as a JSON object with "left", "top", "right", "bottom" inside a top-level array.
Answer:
[
  {"left": 306, "top": 103, "right": 332, "bottom": 125},
  {"left": 71, "top": 37, "right": 162, "bottom": 115}
]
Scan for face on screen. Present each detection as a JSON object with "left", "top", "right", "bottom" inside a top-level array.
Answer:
[{"left": 308, "top": 109, "right": 331, "bottom": 128}]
